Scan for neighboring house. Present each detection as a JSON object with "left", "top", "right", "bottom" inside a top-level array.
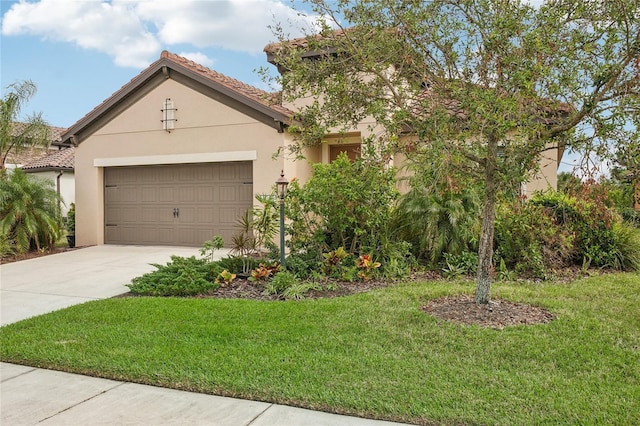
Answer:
[
  {"left": 63, "top": 47, "right": 564, "bottom": 248},
  {"left": 3, "top": 123, "right": 68, "bottom": 170},
  {"left": 22, "top": 147, "right": 75, "bottom": 216}
]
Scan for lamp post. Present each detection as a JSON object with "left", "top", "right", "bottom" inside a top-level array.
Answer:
[{"left": 276, "top": 170, "right": 289, "bottom": 268}]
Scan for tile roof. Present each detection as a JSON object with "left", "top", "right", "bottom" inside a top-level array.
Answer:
[
  {"left": 62, "top": 51, "right": 293, "bottom": 145},
  {"left": 4, "top": 123, "right": 69, "bottom": 166},
  {"left": 264, "top": 28, "right": 350, "bottom": 55},
  {"left": 22, "top": 147, "right": 75, "bottom": 171},
  {"left": 10, "top": 122, "right": 67, "bottom": 143},
  {"left": 160, "top": 51, "right": 293, "bottom": 118}
]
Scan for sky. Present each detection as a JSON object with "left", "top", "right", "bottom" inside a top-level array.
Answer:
[
  {"left": 1, "top": 0, "right": 581, "bottom": 173},
  {"left": 1, "top": 0, "right": 323, "bottom": 129}
]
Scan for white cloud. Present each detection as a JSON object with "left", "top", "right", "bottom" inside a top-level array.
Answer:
[
  {"left": 178, "top": 52, "right": 215, "bottom": 67},
  {"left": 1, "top": 0, "right": 160, "bottom": 67},
  {"left": 1, "top": 0, "right": 325, "bottom": 68},
  {"left": 136, "top": 0, "right": 323, "bottom": 54}
]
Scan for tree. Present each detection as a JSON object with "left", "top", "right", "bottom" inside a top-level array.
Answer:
[
  {"left": 1, "top": 80, "right": 51, "bottom": 171},
  {"left": 264, "top": 0, "right": 640, "bottom": 303},
  {"left": 0, "top": 168, "right": 63, "bottom": 253}
]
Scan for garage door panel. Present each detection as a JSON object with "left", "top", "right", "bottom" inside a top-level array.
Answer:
[
  {"left": 197, "top": 187, "right": 215, "bottom": 202},
  {"left": 196, "top": 207, "right": 215, "bottom": 223},
  {"left": 157, "top": 186, "right": 175, "bottom": 202},
  {"left": 179, "top": 187, "right": 196, "bottom": 202},
  {"left": 105, "top": 162, "right": 253, "bottom": 246},
  {"left": 239, "top": 185, "right": 253, "bottom": 202},
  {"left": 219, "top": 207, "right": 241, "bottom": 224},
  {"left": 141, "top": 187, "right": 158, "bottom": 202},
  {"left": 106, "top": 206, "right": 139, "bottom": 224}
]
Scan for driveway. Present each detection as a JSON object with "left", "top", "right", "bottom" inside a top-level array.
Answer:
[{"left": 0, "top": 245, "right": 229, "bottom": 326}]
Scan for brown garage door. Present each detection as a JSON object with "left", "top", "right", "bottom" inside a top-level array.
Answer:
[{"left": 104, "top": 162, "right": 252, "bottom": 246}]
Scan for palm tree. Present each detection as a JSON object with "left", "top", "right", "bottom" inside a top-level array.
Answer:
[
  {"left": 393, "top": 184, "right": 481, "bottom": 265},
  {"left": 0, "top": 169, "right": 63, "bottom": 253},
  {"left": 1, "top": 80, "right": 51, "bottom": 171}
]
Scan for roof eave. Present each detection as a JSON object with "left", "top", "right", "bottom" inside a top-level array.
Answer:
[
  {"left": 22, "top": 166, "right": 74, "bottom": 173},
  {"left": 62, "top": 56, "right": 293, "bottom": 144}
]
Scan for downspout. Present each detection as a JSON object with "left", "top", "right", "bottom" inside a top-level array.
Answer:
[{"left": 56, "top": 170, "right": 64, "bottom": 213}]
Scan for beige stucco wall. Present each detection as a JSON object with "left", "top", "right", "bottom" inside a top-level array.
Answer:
[
  {"left": 523, "top": 146, "right": 559, "bottom": 197},
  {"left": 75, "top": 79, "right": 288, "bottom": 246}
]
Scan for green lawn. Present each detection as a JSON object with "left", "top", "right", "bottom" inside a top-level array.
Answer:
[{"left": 1, "top": 274, "right": 639, "bottom": 425}]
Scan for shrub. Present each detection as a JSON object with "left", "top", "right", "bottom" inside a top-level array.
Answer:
[
  {"left": 216, "top": 255, "right": 265, "bottom": 275},
  {"left": 441, "top": 251, "right": 478, "bottom": 279},
  {"left": 66, "top": 203, "right": 75, "bottom": 235},
  {"left": 494, "top": 185, "right": 640, "bottom": 277},
  {"left": 200, "top": 235, "right": 224, "bottom": 262},
  {"left": 530, "top": 186, "right": 619, "bottom": 268},
  {"left": 494, "top": 198, "right": 574, "bottom": 278},
  {"left": 249, "top": 262, "right": 280, "bottom": 282},
  {"left": 285, "top": 153, "right": 409, "bottom": 277},
  {"left": 216, "top": 270, "right": 236, "bottom": 286},
  {"left": 609, "top": 222, "right": 640, "bottom": 271},
  {"left": 264, "top": 271, "right": 299, "bottom": 296},
  {"left": 127, "top": 256, "right": 221, "bottom": 296}
]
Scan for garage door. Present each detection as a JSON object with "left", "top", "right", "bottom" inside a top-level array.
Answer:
[{"left": 104, "top": 162, "right": 253, "bottom": 246}]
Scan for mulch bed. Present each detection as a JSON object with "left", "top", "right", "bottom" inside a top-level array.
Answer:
[
  {"left": 203, "top": 278, "right": 393, "bottom": 301},
  {"left": 1, "top": 247, "right": 79, "bottom": 264},
  {"left": 421, "top": 294, "right": 556, "bottom": 329},
  {"left": 3, "top": 248, "right": 558, "bottom": 329}
]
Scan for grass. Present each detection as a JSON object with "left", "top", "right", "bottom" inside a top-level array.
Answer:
[{"left": 1, "top": 273, "right": 639, "bottom": 425}]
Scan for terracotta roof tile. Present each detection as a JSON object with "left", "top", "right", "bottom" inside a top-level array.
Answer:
[
  {"left": 22, "top": 147, "right": 75, "bottom": 171},
  {"left": 264, "top": 28, "right": 349, "bottom": 54},
  {"left": 4, "top": 123, "right": 69, "bottom": 166},
  {"left": 11, "top": 122, "right": 67, "bottom": 142},
  {"left": 63, "top": 51, "right": 293, "bottom": 143},
  {"left": 160, "top": 51, "right": 293, "bottom": 118}
]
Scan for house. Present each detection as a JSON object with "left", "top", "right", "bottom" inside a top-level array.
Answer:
[
  {"left": 22, "top": 147, "right": 75, "bottom": 216},
  {"left": 264, "top": 30, "right": 564, "bottom": 197},
  {"left": 63, "top": 46, "right": 564, "bottom": 248},
  {"left": 2, "top": 123, "right": 68, "bottom": 170},
  {"left": 3, "top": 123, "right": 74, "bottom": 216},
  {"left": 61, "top": 51, "right": 306, "bottom": 247}
]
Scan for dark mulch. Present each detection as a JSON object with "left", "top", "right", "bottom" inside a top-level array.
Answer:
[
  {"left": 204, "top": 278, "right": 392, "bottom": 301},
  {"left": 1, "top": 247, "right": 79, "bottom": 264},
  {"left": 3, "top": 249, "right": 558, "bottom": 329},
  {"left": 421, "top": 294, "right": 556, "bottom": 329}
]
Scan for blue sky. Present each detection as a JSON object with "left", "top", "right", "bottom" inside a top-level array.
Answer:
[
  {"left": 1, "top": 0, "right": 321, "bottom": 128},
  {"left": 1, "top": 0, "right": 581, "bottom": 172}
]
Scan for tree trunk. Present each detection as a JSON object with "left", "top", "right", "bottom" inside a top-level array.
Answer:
[{"left": 475, "top": 137, "right": 499, "bottom": 305}]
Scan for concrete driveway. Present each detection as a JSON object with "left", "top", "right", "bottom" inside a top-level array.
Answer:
[
  {"left": 0, "top": 245, "right": 225, "bottom": 325},
  {"left": 0, "top": 245, "right": 408, "bottom": 426}
]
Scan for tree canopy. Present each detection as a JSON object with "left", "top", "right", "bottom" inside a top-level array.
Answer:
[
  {"left": 1, "top": 80, "right": 51, "bottom": 171},
  {"left": 264, "top": 0, "right": 640, "bottom": 303}
]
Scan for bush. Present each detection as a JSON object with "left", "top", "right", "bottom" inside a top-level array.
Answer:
[
  {"left": 530, "top": 187, "right": 620, "bottom": 269},
  {"left": 127, "top": 256, "right": 222, "bottom": 296},
  {"left": 494, "top": 198, "right": 574, "bottom": 278},
  {"left": 216, "top": 255, "right": 265, "bottom": 275},
  {"left": 609, "top": 222, "right": 640, "bottom": 271},
  {"left": 264, "top": 271, "right": 299, "bottom": 296},
  {"left": 285, "top": 153, "right": 409, "bottom": 278},
  {"left": 494, "top": 186, "right": 640, "bottom": 277},
  {"left": 441, "top": 251, "right": 478, "bottom": 279}
]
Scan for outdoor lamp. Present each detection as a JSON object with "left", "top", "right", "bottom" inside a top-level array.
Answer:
[
  {"left": 276, "top": 170, "right": 289, "bottom": 200},
  {"left": 276, "top": 171, "right": 289, "bottom": 268}
]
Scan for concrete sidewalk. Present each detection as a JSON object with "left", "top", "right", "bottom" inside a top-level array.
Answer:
[{"left": 0, "top": 246, "right": 409, "bottom": 426}]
